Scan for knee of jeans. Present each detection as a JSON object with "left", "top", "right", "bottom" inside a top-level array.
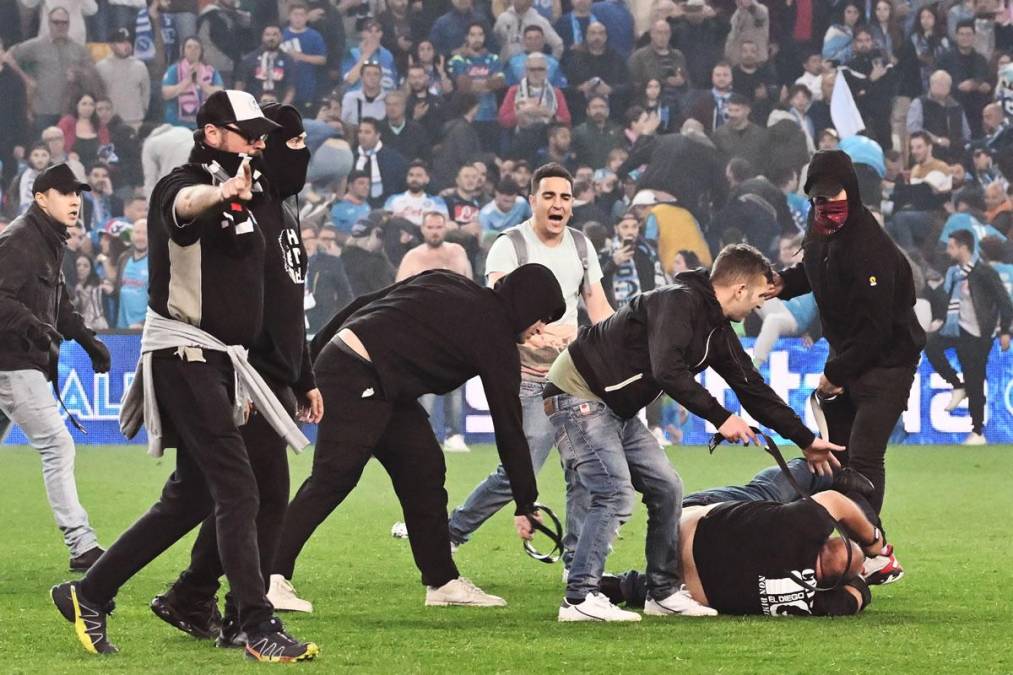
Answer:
[
  {"left": 646, "top": 472, "right": 683, "bottom": 512},
  {"left": 613, "top": 483, "right": 637, "bottom": 520}
]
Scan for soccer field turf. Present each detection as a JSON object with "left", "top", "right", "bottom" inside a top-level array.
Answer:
[{"left": 1, "top": 443, "right": 1011, "bottom": 674}]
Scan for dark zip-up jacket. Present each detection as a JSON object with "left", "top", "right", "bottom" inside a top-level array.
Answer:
[
  {"left": 931, "top": 260, "right": 1013, "bottom": 338},
  {"left": 0, "top": 204, "right": 95, "bottom": 375},
  {"left": 567, "top": 269, "right": 816, "bottom": 450},
  {"left": 310, "top": 270, "right": 538, "bottom": 514},
  {"left": 780, "top": 150, "right": 926, "bottom": 387}
]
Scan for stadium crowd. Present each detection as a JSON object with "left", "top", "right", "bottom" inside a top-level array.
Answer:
[{"left": 1, "top": 0, "right": 1011, "bottom": 445}]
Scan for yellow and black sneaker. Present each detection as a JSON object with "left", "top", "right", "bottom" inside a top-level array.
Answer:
[
  {"left": 51, "top": 581, "right": 118, "bottom": 655},
  {"left": 244, "top": 618, "right": 319, "bottom": 663}
]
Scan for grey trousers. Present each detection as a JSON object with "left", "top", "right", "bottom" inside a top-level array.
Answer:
[{"left": 0, "top": 369, "right": 99, "bottom": 557}]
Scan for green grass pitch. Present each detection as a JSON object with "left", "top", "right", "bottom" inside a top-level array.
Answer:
[{"left": 0, "top": 443, "right": 1011, "bottom": 673}]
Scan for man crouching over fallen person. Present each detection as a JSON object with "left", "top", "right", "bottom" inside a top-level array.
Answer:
[{"left": 600, "top": 466, "right": 889, "bottom": 617}]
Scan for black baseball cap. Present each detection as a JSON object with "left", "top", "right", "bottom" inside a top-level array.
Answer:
[
  {"left": 110, "top": 27, "right": 132, "bottom": 44},
  {"left": 806, "top": 176, "right": 845, "bottom": 198},
  {"left": 196, "top": 90, "right": 281, "bottom": 139},
  {"left": 33, "top": 163, "right": 91, "bottom": 195}
]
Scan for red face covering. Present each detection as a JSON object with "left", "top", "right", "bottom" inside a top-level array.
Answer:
[{"left": 812, "top": 198, "right": 849, "bottom": 236}]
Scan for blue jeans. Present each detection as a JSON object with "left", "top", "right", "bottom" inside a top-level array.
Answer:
[
  {"left": 447, "top": 381, "right": 586, "bottom": 563},
  {"left": 548, "top": 394, "right": 682, "bottom": 601},
  {"left": 683, "top": 458, "right": 833, "bottom": 507},
  {"left": 420, "top": 387, "right": 464, "bottom": 438}
]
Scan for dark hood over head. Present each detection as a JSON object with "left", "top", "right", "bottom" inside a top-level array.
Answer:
[
  {"left": 798, "top": 150, "right": 863, "bottom": 239},
  {"left": 804, "top": 149, "right": 862, "bottom": 210},
  {"left": 493, "top": 263, "right": 565, "bottom": 335},
  {"left": 261, "top": 102, "right": 310, "bottom": 199}
]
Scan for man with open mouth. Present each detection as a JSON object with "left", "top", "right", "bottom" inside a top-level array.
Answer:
[{"left": 0, "top": 163, "right": 111, "bottom": 572}]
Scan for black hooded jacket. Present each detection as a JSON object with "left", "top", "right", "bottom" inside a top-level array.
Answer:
[
  {"left": 566, "top": 269, "right": 816, "bottom": 450},
  {"left": 309, "top": 266, "right": 565, "bottom": 514},
  {"left": 779, "top": 150, "right": 926, "bottom": 386},
  {"left": 248, "top": 104, "right": 315, "bottom": 393}
]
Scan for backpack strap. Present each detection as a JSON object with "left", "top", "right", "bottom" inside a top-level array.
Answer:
[
  {"left": 497, "top": 225, "right": 590, "bottom": 293},
  {"left": 568, "top": 226, "right": 590, "bottom": 294},
  {"left": 498, "top": 226, "right": 529, "bottom": 266}
]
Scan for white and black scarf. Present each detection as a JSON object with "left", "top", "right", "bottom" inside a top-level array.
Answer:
[
  {"left": 515, "top": 78, "right": 558, "bottom": 126},
  {"left": 355, "top": 140, "right": 384, "bottom": 198}
]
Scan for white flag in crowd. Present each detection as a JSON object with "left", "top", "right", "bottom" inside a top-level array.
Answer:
[{"left": 830, "top": 68, "right": 866, "bottom": 139}]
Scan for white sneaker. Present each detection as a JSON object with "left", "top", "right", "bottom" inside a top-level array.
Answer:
[
  {"left": 391, "top": 521, "right": 409, "bottom": 539},
  {"left": 267, "top": 575, "right": 313, "bottom": 613},
  {"left": 644, "top": 586, "right": 718, "bottom": 617},
  {"left": 558, "top": 592, "right": 641, "bottom": 622},
  {"left": 963, "top": 432, "right": 987, "bottom": 446},
  {"left": 443, "top": 434, "right": 471, "bottom": 453},
  {"left": 945, "top": 387, "right": 967, "bottom": 412},
  {"left": 425, "top": 577, "right": 506, "bottom": 607},
  {"left": 650, "top": 426, "right": 669, "bottom": 449}
]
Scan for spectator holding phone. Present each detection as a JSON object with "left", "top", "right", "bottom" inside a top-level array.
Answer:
[{"left": 599, "top": 212, "right": 667, "bottom": 309}]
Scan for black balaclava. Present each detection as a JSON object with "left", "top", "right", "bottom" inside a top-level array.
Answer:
[
  {"left": 261, "top": 102, "right": 311, "bottom": 199},
  {"left": 493, "top": 263, "right": 566, "bottom": 335}
]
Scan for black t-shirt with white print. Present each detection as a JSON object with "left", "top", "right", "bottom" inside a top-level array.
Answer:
[
  {"left": 148, "top": 163, "right": 267, "bottom": 347},
  {"left": 693, "top": 500, "right": 833, "bottom": 616}
]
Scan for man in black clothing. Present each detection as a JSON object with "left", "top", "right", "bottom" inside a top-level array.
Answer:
[
  {"left": 0, "top": 163, "right": 110, "bottom": 571},
  {"left": 843, "top": 27, "right": 896, "bottom": 151},
  {"left": 341, "top": 219, "right": 397, "bottom": 295},
  {"left": 668, "top": 1, "right": 728, "bottom": 89},
  {"left": 149, "top": 103, "right": 325, "bottom": 647},
  {"left": 544, "top": 244, "right": 843, "bottom": 622},
  {"left": 235, "top": 24, "right": 295, "bottom": 104},
  {"left": 304, "top": 225, "right": 354, "bottom": 335},
  {"left": 353, "top": 117, "right": 408, "bottom": 208},
  {"left": 731, "top": 40, "right": 776, "bottom": 125},
  {"left": 51, "top": 91, "right": 318, "bottom": 663},
  {"left": 405, "top": 64, "right": 446, "bottom": 138},
  {"left": 379, "top": 90, "right": 431, "bottom": 163},
  {"left": 769, "top": 150, "right": 926, "bottom": 520},
  {"left": 925, "top": 228, "right": 1013, "bottom": 445},
  {"left": 561, "top": 21, "right": 630, "bottom": 125},
  {"left": 601, "top": 482, "right": 884, "bottom": 617},
  {"left": 268, "top": 265, "right": 564, "bottom": 610},
  {"left": 0, "top": 37, "right": 30, "bottom": 185},
  {"left": 939, "top": 20, "right": 992, "bottom": 138}
]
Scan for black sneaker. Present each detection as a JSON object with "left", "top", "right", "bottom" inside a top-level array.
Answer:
[
  {"left": 150, "top": 590, "right": 223, "bottom": 640},
  {"left": 832, "top": 468, "right": 875, "bottom": 497},
  {"left": 69, "top": 547, "right": 105, "bottom": 572},
  {"left": 245, "top": 617, "right": 319, "bottom": 663},
  {"left": 216, "top": 612, "right": 247, "bottom": 649},
  {"left": 50, "top": 581, "right": 118, "bottom": 655}
]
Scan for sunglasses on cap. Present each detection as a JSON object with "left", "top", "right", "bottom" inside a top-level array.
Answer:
[{"left": 219, "top": 124, "right": 269, "bottom": 144}]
